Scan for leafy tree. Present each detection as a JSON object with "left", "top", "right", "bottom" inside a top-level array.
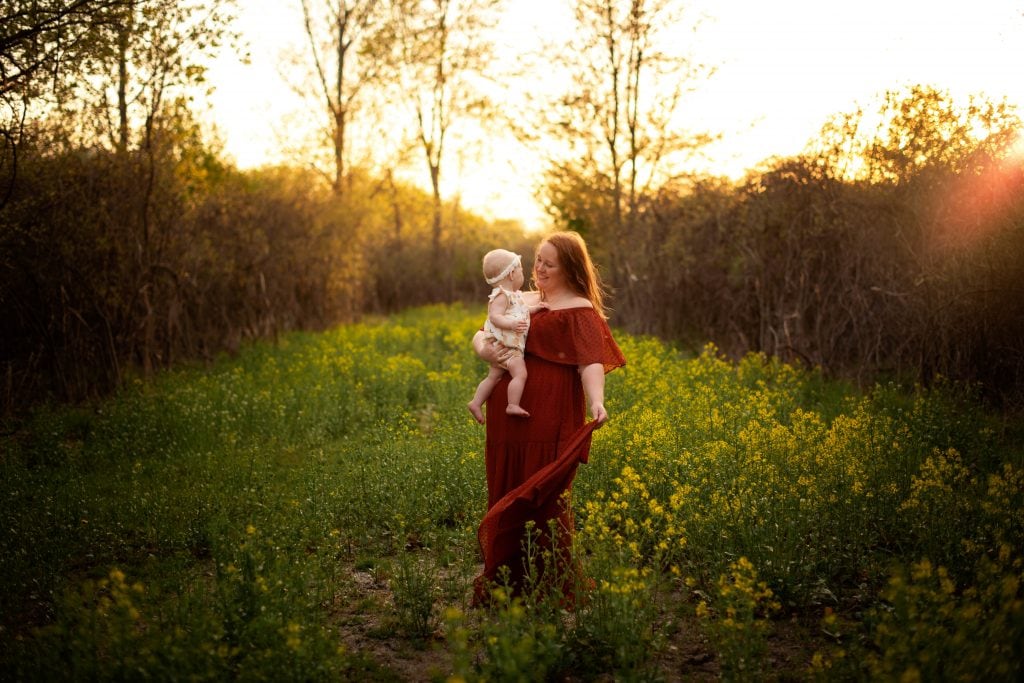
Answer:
[
  {"left": 812, "top": 84, "right": 1020, "bottom": 184},
  {"left": 0, "top": 0, "right": 131, "bottom": 99},
  {"left": 51, "top": 0, "right": 237, "bottom": 374},
  {"left": 64, "top": 0, "right": 236, "bottom": 154},
  {"left": 0, "top": 0, "right": 125, "bottom": 203}
]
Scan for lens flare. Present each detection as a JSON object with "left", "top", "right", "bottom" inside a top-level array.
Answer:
[
  {"left": 931, "top": 144, "right": 1023, "bottom": 251},
  {"left": 1009, "top": 131, "right": 1024, "bottom": 162}
]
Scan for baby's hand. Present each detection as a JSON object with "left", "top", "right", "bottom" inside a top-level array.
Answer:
[
  {"left": 530, "top": 302, "right": 549, "bottom": 314},
  {"left": 515, "top": 319, "right": 529, "bottom": 333}
]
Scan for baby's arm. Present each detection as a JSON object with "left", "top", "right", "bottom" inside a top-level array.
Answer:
[
  {"left": 487, "top": 292, "right": 528, "bottom": 332},
  {"left": 521, "top": 292, "right": 547, "bottom": 316}
]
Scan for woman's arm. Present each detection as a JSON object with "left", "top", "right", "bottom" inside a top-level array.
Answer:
[
  {"left": 579, "top": 362, "right": 608, "bottom": 425},
  {"left": 473, "top": 330, "right": 517, "bottom": 365}
]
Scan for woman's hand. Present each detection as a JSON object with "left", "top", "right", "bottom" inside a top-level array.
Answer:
[
  {"left": 590, "top": 402, "right": 608, "bottom": 426},
  {"left": 473, "top": 330, "right": 516, "bottom": 366}
]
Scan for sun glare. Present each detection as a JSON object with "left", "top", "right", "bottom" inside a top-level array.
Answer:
[{"left": 1010, "top": 131, "right": 1024, "bottom": 163}]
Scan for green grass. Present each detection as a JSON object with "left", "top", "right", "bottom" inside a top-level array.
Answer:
[{"left": 2, "top": 303, "right": 1022, "bottom": 681}]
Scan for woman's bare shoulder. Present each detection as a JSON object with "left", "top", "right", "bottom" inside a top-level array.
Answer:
[{"left": 562, "top": 296, "right": 593, "bottom": 310}]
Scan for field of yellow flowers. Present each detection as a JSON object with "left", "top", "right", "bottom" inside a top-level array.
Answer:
[{"left": 1, "top": 304, "right": 1021, "bottom": 680}]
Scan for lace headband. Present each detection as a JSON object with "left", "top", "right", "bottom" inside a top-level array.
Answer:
[{"left": 485, "top": 253, "right": 522, "bottom": 285}]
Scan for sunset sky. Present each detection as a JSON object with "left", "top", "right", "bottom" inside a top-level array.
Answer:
[{"left": 207, "top": 0, "right": 1024, "bottom": 229}]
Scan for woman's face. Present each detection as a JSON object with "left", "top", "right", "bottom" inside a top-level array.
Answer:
[{"left": 533, "top": 242, "right": 564, "bottom": 293}]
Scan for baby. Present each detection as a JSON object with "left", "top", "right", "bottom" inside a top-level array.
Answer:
[{"left": 467, "top": 249, "right": 546, "bottom": 423}]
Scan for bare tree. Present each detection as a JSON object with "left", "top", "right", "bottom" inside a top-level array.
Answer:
[
  {"left": 296, "top": 0, "right": 388, "bottom": 195},
  {"left": 383, "top": 0, "right": 502, "bottom": 273},
  {"left": 538, "top": 0, "right": 714, "bottom": 310}
]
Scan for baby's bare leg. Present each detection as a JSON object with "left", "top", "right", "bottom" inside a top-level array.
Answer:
[
  {"left": 467, "top": 365, "right": 506, "bottom": 424},
  {"left": 505, "top": 356, "right": 530, "bottom": 417}
]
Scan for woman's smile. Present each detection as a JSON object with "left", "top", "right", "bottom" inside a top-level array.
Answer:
[{"left": 534, "top": 243, "right": 561, "bottom": 291}]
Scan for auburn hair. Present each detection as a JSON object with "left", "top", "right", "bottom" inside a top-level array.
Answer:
[{"left": 538, "top": 231, "right": 608, "bottom": 318}]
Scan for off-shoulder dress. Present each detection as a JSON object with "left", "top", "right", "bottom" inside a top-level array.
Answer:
[{"left": 474, "top": 305, "right": 626, "bottom": 602}]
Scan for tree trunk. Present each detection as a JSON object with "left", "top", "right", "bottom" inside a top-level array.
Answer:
[{"left": 116, "top": 28, "right": 129, "bottom": 155}]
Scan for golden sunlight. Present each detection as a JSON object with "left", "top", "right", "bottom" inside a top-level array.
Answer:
[{"left": 206, "top": 0, "right": 1024, "bottom": 228}]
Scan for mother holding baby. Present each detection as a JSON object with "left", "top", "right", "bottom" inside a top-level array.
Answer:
[{"left": 471, "top": 230, "right": 626, "bottom": 604}]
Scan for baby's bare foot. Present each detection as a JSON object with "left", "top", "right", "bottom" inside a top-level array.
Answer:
[
  {"left": 506, "top": 404, "right": 530, "bottom": 418},
  {"left": 467, "top": 401, "right": 485, "bottom": 424}
]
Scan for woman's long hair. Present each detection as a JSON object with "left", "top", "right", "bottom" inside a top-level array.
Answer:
[{"left": 538, "top": 231, "right": 608, "bottom": 318}]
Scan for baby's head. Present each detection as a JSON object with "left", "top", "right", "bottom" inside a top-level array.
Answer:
[{"left": 482, "top": 249, "right": 523, "bottom": 288}]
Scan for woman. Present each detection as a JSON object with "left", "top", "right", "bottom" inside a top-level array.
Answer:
[{"left": 471, "top": 231, "right": 626, "bottom": 604}]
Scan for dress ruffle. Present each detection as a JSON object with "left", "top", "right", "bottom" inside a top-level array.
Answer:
[{"left": 526, "top": 307, "right": 626, "bottom": 373}]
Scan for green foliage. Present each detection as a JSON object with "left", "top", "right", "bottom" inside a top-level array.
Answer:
[
  {"left": 389, "top": 553, "right": 440, "bottom": 639},
  {"left": 571, "top": 562, "right": 661, "bottom": 679},
  {"left": 696, "top": 557, "right": 780, "bottom": 681},
  {"left": 866, "top": 553, "right": 1024, "bottom": 682},
  {"left": 1, "top": 305, "right": 1022, "bottom": 679},
  {"left": 446, "top": 594, "right": 565, "bottom": 683}
]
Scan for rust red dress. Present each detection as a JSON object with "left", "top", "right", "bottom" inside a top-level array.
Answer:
[{"left": 474, "top": 306, "right": 626, "bottom": 603}]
